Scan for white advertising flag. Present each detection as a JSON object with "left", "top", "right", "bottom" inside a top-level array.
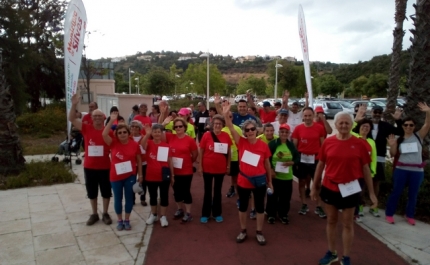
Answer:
[
  {"left": 64, "top": 0, "right": 87, "bottom": 137},
  {"left": 298, "top": 5, "right": 313, "bottom": 106}
]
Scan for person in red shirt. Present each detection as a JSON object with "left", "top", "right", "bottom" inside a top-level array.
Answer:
[
  {"left": 81, "top": 101, "right": 98, "bottom": 125},
  {"left": 247, "top": 94, "right": 277, "bottom": 124},
  {"left": 166, "top": 118, "right": 198, "bottom": 223},
  {"left": 130, "top": 120, "right": 148, "bottom": 206},
  {"left": 141, "top": 124, "right": 174, "bottom": 227},
  {"left": 311, "top": 111, "right": 377, "bottom": 265},
  {"left": 133, "top": 103, "right": 152, "bottom": 134},
  {"left": 69, "top": 94, "right": 112, "bottom": 226},
  {"left": 198, "top": 114, "right": 232, "bottom": 223},
  {"left": 314, "top": 106, "right": 333, "bottom": 137},
  {"left": 222, "top": 101, "right": 273, "bottom": 246},
  {"left": 292, "top": 107, "right": 326, "bottom": 218},
  {"left": 103, "top": 112, "right": 143, "bottom": 231}
]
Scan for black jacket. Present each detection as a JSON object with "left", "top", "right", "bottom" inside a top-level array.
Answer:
[
  {"left": 195, "top": 110, "right": 209, "bottom": 132},
  {"left": 374, "top": 120, "right": 403, "bottom": 157}
]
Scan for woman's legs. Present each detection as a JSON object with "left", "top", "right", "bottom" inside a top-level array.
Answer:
[
  {"left": 182, "top": 175, "right": 193, "bottom": 213},
  {"left": 252, "top": 186, "right": 267, "bottom": 231},
  {"left": 202, "top": 173, "right": 214, "bottom": 217},
  {"left": 147, "top": 182, "right": 159, "bottom": 214},
  {"left": 237, "top": 186, "right": 251, "bottom": 229},
  {"left": 212, "top": 174, "right": 225, "bottom": 217},
  {"left": 385, "top": 168, "right": 408, "bottom": 217},
  {"left": 325, "top": 204, "right": 339, "bottom": 253},
  {"left": 159, "top": 180, "right": 170, "bottom": 216},
  {"left": 405, "top": 171, "right": 424, "bottom": 218},
  {"left": 278, "top": 179, "right": 293, "bottom": 218},
  {"left": 341, "top": 207, "right": 355, "bottom": 257},
  {"left": 110, "top": 179, "right": 125, "bottom": 220},
  {"left": 124, "top": 175, "right": 136, "bottom": 220}
]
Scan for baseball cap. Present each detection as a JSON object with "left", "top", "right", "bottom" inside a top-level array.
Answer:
[
  {"left": 315, "top": 106, "right": 324, "bottom": 113},
  {"left": 274, "top": 102, "right": 282, "bottom": 107},
  {"left": 178, "top": 108, "right": 190, "bottom": 116},
  {"left": 133, "top": 183, "right": 144, "bottom": 195},
  {"left": 279, "top": 123, "right": 291, "bottom": 131},
  {"left": 263, "top": 101, "right": 271, "bottom": 107},
  {"left": 279, "top": 109, "right": 289, "bottom": 115},
  {"left": 372, "top": 105, "right": 383, "bottom": 111}
]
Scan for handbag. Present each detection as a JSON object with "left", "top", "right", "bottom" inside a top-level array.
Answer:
[
  {"left": 240, "top": 171, "right": 267, "bottom": 188},
  {"left": 161, "top": 167, "right": 171, "bottom": 182}
]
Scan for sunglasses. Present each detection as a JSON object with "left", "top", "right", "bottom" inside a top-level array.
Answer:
[
  {"left": 373, "top": 111, "right": 382, "bottom": 114},
  {"left": 117, "top": 131, "right": 128, "bottom": 135},
  {"left": 244, "top": 127, "right": 256, "bottom": 133},
  {"left": 174, "top": 125, "right": 184, "bottom": 129},
  {"left": 403, "top": 123, "right": 415, "bottom": 127}
]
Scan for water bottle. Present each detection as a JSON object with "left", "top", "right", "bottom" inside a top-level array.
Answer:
[{"left": 267, "top": 188, "right": 273, "bottom": 196}]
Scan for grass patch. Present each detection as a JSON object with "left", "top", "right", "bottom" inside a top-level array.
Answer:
[
  {"left": 17, "top": 103, "right": 66, "bottom": 135},
  {"left": 0, "top": 161, "right": 76, "bottom": 190},
  {"left": 21, "top": 132, "right": 65, "bottom": 156}
]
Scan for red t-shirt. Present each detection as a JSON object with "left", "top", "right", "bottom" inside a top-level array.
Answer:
[
  {"left": 131, "top": 135, "right": 147, "bottom": 165},
  {"left": 166, "top": 133, "right": 198, "bottom": 176},
  {"left": 81, "top": 124, "right": 110, "bottom": 170},
  {"left": 82, "top": 114, "right": 92, "bottom": 125},
  {"left": 258, "top": 109, "right": 277, "bottom": 124},
  {"left": 133, "top": 115, "right": 152, "bottom": 135},
  {"left": 292, "top": 123, "right": 325, "bottom": 155},
  {"left": 237, "top": 137, "right": 271, "bottom": 189},
  {"left": 109, "top": 138, "right": 140, "bottom": 181},
  {"left": 320, "top": 135, "right": 371, "bottom": 192},
  {"left": 199, "top": 131, "right": 232, "bottom": 174},
  {"left": 315, "top": 120, "right": 328, "bottom": 138},
  {"left": 145, "top": 140, "right": 170, "bottom": 182}
]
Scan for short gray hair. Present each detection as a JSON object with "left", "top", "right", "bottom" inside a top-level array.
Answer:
[
  {"left": 211, "top": 114, "right": 225, "bottom": 127},
  {"left": 334, "top": 111, "right": 353, "bottom": 124},
  {"left": 242, "top": 120, "right": 258, "bottom": 134},
  {"left": 152, "top": 124, "right": 164, "bottom": 131},
  {"left": 130, "top": 120, "right": 143, "bottom": 129}
]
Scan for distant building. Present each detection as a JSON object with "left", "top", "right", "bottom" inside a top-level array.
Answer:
[
  {"left": 155, "top": 54, "right": 166, "bottom": 58},
  {"left": 137, "top": 55, "right": 152, "bottom": 61},
  {"left": 243, "top": 55, "right": 256, "bottom": 61},
  {"left": 178, "top": 56, "right": 197, "bottom": 61},
  {"left": 284, "top": 56, "right": 296, "bottom": 62},
  {"left": 111, "top": 56, "right": 127, "bottom": 62}
]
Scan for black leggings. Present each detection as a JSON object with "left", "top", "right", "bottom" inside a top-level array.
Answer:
[
  {"left": 202, "top": 173, "right": 225, "bottom": 217},
  {"left": 266, "top": 179, "right": 293, "bottom": 218},
  {"left": 173, "top": 175, "right": 193, "bottom": 204},
  {"left": 147, "top": 181, "right": 170, "bottom": 207},
  {"left": 237, "top": 185, "right": 266, "bottom": 213}
]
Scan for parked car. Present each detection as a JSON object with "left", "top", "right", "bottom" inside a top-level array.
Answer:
[
  {"left": 313, "top": 100, "right": 343, "bottom": 119},
  {"left": 162, "top": 95, "right": 173, "bottom": 101},
  {"left": 235, "top": 94, "right": 256, "bottom": 103},
  {"left": 208, "top": 96, "right": 226, "bottom": 103},
  {"left": 370, "top": 98, "right": 405, "bottom": 108},
  {"left": 338, "top": 101, "right": 355, "bottom": 116},
  {"left": 257, "top": 98, "right": 282, "bottom": 107},
  {"left": 351, "top": 100, "right": 386, "bottom": 118}
]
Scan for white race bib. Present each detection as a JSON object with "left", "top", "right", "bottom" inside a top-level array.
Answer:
[
  {"left": 300, "top": 154, "right": 315, "bottom": 164},
  {"left": 214, "top": 143, "right": 228, "bottom": 154},
  {"left": 88, "top": 146, "right": 103, "bottom": 157},
  {"left": 241, "top": 150, "right": 260, "bottom": 167},
  {"left": 115, "top": 161, "right": 132, "bottom": 175},
  {"left": 338, "top": 179, "right": 362, "bottom": 198},
  {"left": 199, "top": 117, "right": 207, "bottom": 123},
  {"left": 157, "top": 146, "right": 169, "bottom": 162},
  {"left": 172, "top": 157, "right": 183, "bottom": 169},
  {"left": 275, "top": 162, "right": 289, "bottom": 173},
  {"left": 400, "top": 142, "right": 418, "bottom": 154},
  {"left": 139, "top": 145, "right": 146, "bottom": 155}
]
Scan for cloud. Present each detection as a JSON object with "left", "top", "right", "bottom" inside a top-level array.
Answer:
[{"left": 338, "top": 20, "right": 391, "bottom": 34}]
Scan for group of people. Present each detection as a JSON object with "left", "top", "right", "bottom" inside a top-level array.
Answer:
[{"left": 69, "top": 91, "right": 429, "bottom": 265}]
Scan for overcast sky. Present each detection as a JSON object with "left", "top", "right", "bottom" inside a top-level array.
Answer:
[{"left": 81, "top": 0, "right": 415, "bottom": 64}]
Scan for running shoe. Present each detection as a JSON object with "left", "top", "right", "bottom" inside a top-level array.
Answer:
[
  {"left": 124, "top": 220, "right": 131, "bottom": 230},
  {"left": 267, "top": 217, "right": 275, "bottom": 224},
  {"left": 315, "top": 206, "right": 327, "bottom": 218},
  {"left": 250, "top": 209, "right": 256, "bottom": 219},
  {"left": 358, "top": 205, "right": 364, "bottom": 217},
  {"left": 256, "top": 233, "right": 266, "bottom": 246},
  {"left": 236, "top": 199, "right": 240, "bottom": 209},
  {"left": 226, "top": 186, "right": 236, "bottom": 197},
  {"left": 181, "top": 213, "right": 193, "bottom": 223},
  {"left": 200, "top": 217, "right": 209, "bottom": 223},
  {"left": 173, "top": 209, "right": 184, "bottom": 220},
  {"left": 86, "top": 214, "right": 99, "bottom": 226},
  {"left": 116, "top": 220, "right": 124, "bottom": 231},
  {"left": 160, "top": 216, "right": 168, "bottom": 227},
  {"left": 319, "top": 250, "right": 338, "bottom": 265},
  {"left": 385, "top": 216, "right": 395, "bottom": 224},
  {"left": 407, "top": 217, "right": 415, "bottom": 226},
  {"left": 214, "top": 216, "right": 224, "bottom": 223},
  {"left": 299, "top": 204, "right": 309, "bottom": 215},
  {"left": 146, "top": 213, "right": 158, "bottom": 225},
  {"left": 236, "top": 231, "right": 247, "bottom": 243},
  {"left": 280, "top": 216, "right": 289, "bottom": 224},
  {"left": 354, "top": 215, "right": 362, "bottom": 223},
  {"left": 369, "top": 208, "right": 380, "bottom": 217},
  {"left": 341, "top": 256, "right": 351, "bottom": 265}
]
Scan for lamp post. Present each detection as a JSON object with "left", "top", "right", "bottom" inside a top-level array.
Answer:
[
  {"left": 199, "top": 52, "right": 210, "bottom": 109},
  {"left": 175, "top": 74, "right": 180, "bottom": 98},
  {"left": 134, "top": 77, "right": 139, "bottom": 94},
  {"left": 128, "top": 68, "right": 134, "bottom": 94},
  {"left": 274, "top": 60, "right": 283, "bottom": 99}
]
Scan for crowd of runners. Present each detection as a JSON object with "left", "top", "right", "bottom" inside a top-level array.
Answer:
[{"left": 68, "top": 91, "right": 429, "bottom": 265}]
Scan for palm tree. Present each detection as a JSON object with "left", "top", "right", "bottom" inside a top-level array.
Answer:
[
  {"left": 385, "top": 0, "right": 408, "bottom": 124},
  {"left": 0, "top": 48, "right": 26, "bottom": 175}
]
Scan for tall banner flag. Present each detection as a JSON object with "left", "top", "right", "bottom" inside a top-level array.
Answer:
[
  {"left": 298, "top": 5, "right": 313, "bottom": 106},
  {"left": 64, "top": 0, "right": 87, "bottom": 137}
]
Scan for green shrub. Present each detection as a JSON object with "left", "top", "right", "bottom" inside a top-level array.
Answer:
[
  {"left": 17, "top": 104, "right": 66, "bottom": 135},
  {"left": 0, "top": 161, "right": 76, "bottom": 190},
  {"left": 379, "top": 161, "right": 430, "bottom": 222}
]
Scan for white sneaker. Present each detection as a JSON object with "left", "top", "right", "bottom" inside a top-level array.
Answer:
[
  {"left": 146, "top": 213, "right": 158, "bottom": 225},
  {"left": 160, "top": 216, "right": 168, "bottom": 227}
]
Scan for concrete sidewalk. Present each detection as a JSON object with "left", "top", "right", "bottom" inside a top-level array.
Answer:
[{"left": 0, "top": 154, "right": 429, "bottom": 264}]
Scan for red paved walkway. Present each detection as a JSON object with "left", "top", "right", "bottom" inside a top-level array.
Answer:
[{"left": 145, "top": 173, "right": 408, "bottom": 265}]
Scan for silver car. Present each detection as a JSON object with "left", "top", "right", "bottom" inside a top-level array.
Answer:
[
  {"left": 351, "top": 101, "right": 386, "bottom": 118},
  {"left": 313, "top": 101, "right": 343, "bottom": 119}
]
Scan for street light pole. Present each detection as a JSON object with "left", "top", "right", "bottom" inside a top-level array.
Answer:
[
  {"left": 128, "top": 68, "right": 134, "bottom": 94},
  {"left": 135, "top": 77, "right": 139, "bottom": 94},
  {"left": 175, "top": 74, "right": 180, "bottom": 98},
  {"left": 200, "top": 52, "right": 210, "bottom": 109},
  {"left": 274, "top": 60, "right": 283, "bottom": 100}
]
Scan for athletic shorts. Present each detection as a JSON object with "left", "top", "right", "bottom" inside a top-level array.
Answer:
[
  {"left": 230, "top": 161, "right": 239, "bottom": 177},
  {"left": 295, "top": 160, "right": 318, "bottom": 179},
  {"left": 320, "top": 185, "right": 360, "bottom": 210},
  {"left": 84, "top": 168, "right": 112, "bottom": 199},
  {"left": 373, "top": 162, "right": 386, "bottom": 181}
]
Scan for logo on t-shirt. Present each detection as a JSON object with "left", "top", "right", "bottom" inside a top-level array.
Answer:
[
  {"left": 171, "top": 148, "right": 176, "bottom": 153},
  {"left": 149, "top": 152, "right": 156, "bottom": 159},
  {"left": 351, "top": 145, "right": 355, "bottom": 149},
  {"left": 89, "top": 139, "right": 95, "bottom": 146},
  {"left": 115, "top": 152, "right": 124, "bottom": 160},
  {"left": 300, "top": 138, "right": 308, "bottom": 144},
  {"left": 209, "top": 145, "right": 214, "bottom": 151}
]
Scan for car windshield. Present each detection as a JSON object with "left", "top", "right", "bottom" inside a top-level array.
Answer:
[
  {"left": 373, "top": 99, "right": 387, "bottom": 104},
  {"left": 326, "top": 102, "right": 342, "bottom": 109},
  {"left": 339, "top": 102, "right": 353, "bottom": 108},
  {"left": 373, "top": 101, "right": 386, "bottom": 107}
]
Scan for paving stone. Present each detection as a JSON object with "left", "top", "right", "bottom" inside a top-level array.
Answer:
[
  {"left": 28, "top": 194, "right": 60, "bottom": 204},
  {"left": 27, "top": 186, "right": 57, "bottom": 196},
  {"left": 120, "top": 232, "right": 144, "bottom": 246},
  {"left": 395, "top": 242, "right": 430, "bottom": 265},
  {"left": 71, "top": 221, "right": 112, "bottom": 237},
  {"left": 67, "top": 210, "right": 91, "bottom": 224},
  {"left": 0, "top": 231, "right": 34, "bottom": 265},
  {"left": 30, "top": 209, "right": 66, "bottom": 224},
  {"left": 32, "top": 219, "right": 71, "bottom": 237},
  {"left": 0, "top": 210, "right": 30, "bottom": 222},
  {"left": 0, "top": 219, "right": 31, "bottom": 235},
  {"left": 76, "top": 231, "right": 120, "bottom": 250},
  {"left": 33, "top": 231, "right": 77, "bottom": 251},
  {"left": 35, "top": 245, "right": 85, "bottom": 265},
  {"left": 0, "top": 201, "right": 29, "bottom": 213},
  {"left": 64, "top": 201, "right": 91, "bottom": 214},
  {"left": 82, "top": 244, "right": 133, "bottom": 265},
  {"left": 29, "top": 200, "right": 63, "bottom": 213}
]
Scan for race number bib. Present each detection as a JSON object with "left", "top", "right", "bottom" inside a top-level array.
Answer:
[
  {"left": 172, "top": 157, "right": 183, "bottom": 169},
  {"left": 214, "top": 143, "right": 228, "bottom": 154},
  {"left": 275, "top": 162, "right": 289, "bottom": 173},
  {"left": 157, "top": 146, "right": 169, "bottom": 162},
  {"left": 241, "top": 150, "right": 260, "bottom": 167},
  {"left": 400, "top": 142, "right": 418, "bottom": 154},
  {"left": 338, "top": 179, "right": 361, "bottom": 198},
  {"left": 88, "top": 146, "right": 103, "bottom": 157},
  {"left": 115, "top": 161, "right": 132, "bottom": 175},
  {"left": 300, "top": 154, "right": 315, "bottom": 164}
]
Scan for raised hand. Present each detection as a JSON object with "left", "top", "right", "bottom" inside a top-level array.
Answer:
[
  {"left": 163, "top": 115, "right": 173, "bottom": 124},
  {"left": 159, "top": 101, "right": 169, "bottom": 114},
  {"left": 214, "top": 93, "right": 221, "bottom": 105},
  {"left": 304, "top": 92, "right": 309, "bottom": 99},
  {"left": 391, "top": 107, "right": 403, "bottom": 120},
  {"left": 110, "top": 111, "right": 118, "bottom": 121},
  {"left": 355, "top": 104, "right": 367, "bottom": 121},
  {"left": 387, "top": 134, "right": 397, "bottom": 146},
  {"left": 246, "top": 92, "right": 252, "bottom": 102},
  {"left": 71, "top": 93, "right": 80, "bottom": 105},
  {"left": 282, "top": 90, "right": 290, "bottom": 103},
  {"left": 144, "top": 124, "right": 152, "bottom": 135},
  {"left": 418, "top": 102, "right": 430, "bottom": 112},
  {"left": 222, "top": 101, "right": 231, "bottom": 115}
]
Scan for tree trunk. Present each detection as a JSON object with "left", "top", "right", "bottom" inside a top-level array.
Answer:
[
  {"left": 0, "top": 50, "right": 26, "bottom": 176},
  {"left": 385, "top": 0, "right": 408, "bottom": 124},
  {"left": 406, "top": 0, "right": 430, "bottom": 160}
]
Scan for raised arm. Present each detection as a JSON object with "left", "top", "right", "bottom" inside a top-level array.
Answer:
[
  {"left": 213, "top": 93, "right": 223, "bottom": 115},
  {"left": 222, "top": 102, "right": 241, "bottom": 145},
  {"left": 140, "top": 124, "right": 152, "bottom": 150},
  {"left": 304, "top": 92, "right": 309, "bottom": 108},
  {"left": 417, "top": 102, "right": 430, "bottom": 139},
  {"left": 247, "top": 92, "right": 258, "bottom": 109},
  {"left": 281, "top": 90, "right": 290, "bottom": 111},
  {"left": 318, "top": 113, "right": 333, "bottom": 134},
  {"left": 158, "top": 101, "right": 169, "bottom": 124},
  {"left": 102, "top": 111, "right": 117, "bottom": 146},
  {"left": 69, "top": 94, "right": 82, "bottom": 131},
  {"left": 387, "top": 134, "right": 397, "bottom": 157}
]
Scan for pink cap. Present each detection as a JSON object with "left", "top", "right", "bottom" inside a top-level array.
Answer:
[{"left": 178, "top": 108, "right": 190, "bottom": 116}]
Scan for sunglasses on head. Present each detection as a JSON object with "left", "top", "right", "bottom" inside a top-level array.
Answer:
[
  {"left": 174, "top": 125, "right": 184, "bottom": 129},
  {"left": 244, "top": 127, "right": 256, "bottom": 133},
  {"left": 117, "top": 131, "right": 128, "bottom": 135},
  {"left": 403, "top": 123, "right": 415, "bottom": 127}
]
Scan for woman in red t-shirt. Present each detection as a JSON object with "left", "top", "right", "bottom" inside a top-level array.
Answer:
[
  {"left": 311, "top": 112, "right": 377, "bottom": 265},
  {"left": 198, "top": 114, "right": 232, "bottom": 223},
  {"left": 103, "top": 112, "right": 142, "bottom": 231},
  {"left": 141, "top": 124, "right": 174, "bottom": 228},
  {"left": 222, "top": 102, "right": 273, "bottom": 246},
  {"left": 130, "top": 120, "right": 148, "bottom": 206},
  {"left": 166, "top": 118, "right": 198, "bottom": 223}
]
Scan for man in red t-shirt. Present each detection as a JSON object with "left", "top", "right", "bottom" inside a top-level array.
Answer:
[
  {"left": 69, "top": 94, "right": 113, "bottom": 226},
  {"left": 248, "top": 94, "right": 277, "bottom": 124},
  {"left": 133, "top": 103, "right": 152, "bottom": 134},
  {"left": 292, "top": 107, "right": 326, "bottom": 218},
  {"left": 314, "top": 106, "right": 333, "bottom": 138},
  {"left": 82, "top": 101, "right": 98, "bottom": 125}
]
